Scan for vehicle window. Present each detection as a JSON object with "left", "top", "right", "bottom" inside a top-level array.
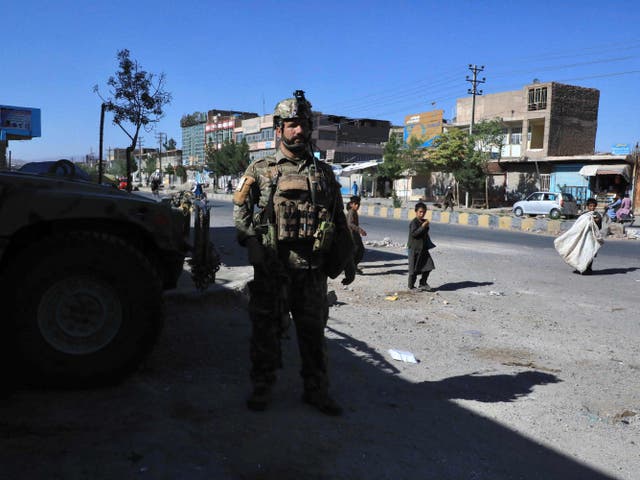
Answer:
[
  {"left": 527, "top": 193, "right": 543, "bottom": 201},
  {"left": 545, "top": 194, "right": 556, "bottom": 201}
]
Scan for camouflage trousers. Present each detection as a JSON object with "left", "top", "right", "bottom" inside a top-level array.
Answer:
[{"left": 248, "top": 267, "right": 329, "bottom": 393}]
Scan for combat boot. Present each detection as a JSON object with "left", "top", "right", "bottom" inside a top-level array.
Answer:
[
  {"left": 302, "top": 390, "right": 343, "bottom": 416},
  {"left": 247, "top": 384, "right": 272, "bottom": 411}
]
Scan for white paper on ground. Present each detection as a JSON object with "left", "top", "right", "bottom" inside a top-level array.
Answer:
[{"left": 388, "top": 349, "right": 418, "bottom": 363}]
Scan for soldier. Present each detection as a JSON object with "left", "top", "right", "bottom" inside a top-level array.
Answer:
[{"left": 233, "top": 90, "right": 355, "bottom": 416}]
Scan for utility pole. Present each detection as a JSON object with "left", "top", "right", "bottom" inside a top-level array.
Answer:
[
  {"left": 466, "top": 64, "right": 485, "bottom": 135},
  {"left": 155, "top": 131, "right": 166, "bottom": 183},
  {"left": 98, "top": 103, "right": 106, "bottom": 184},
  {"left": 633, "top": 142, "right": 640, "bottom": 212},
  {"left": 137, "top": 136, "right": 144, "bottom": 184}
]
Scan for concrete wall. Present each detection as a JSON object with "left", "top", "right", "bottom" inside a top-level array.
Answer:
[{"left": 456, "top": 90, "right": 524, "bottom": 125}]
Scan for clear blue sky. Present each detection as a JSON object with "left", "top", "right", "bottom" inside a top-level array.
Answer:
[{"left": 3, "top": 0, "right": 640, "bottom": 162}]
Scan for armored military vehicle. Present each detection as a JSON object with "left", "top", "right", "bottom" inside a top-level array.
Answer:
[{"left": 0, "top": 160, "right": 218, "bottom": 386}]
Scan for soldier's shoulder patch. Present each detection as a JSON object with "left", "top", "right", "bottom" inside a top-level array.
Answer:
[
  {"left": 233, "top": 175, "right": 255, "bottom": 205},
  {"left": 253, "top": 157, "right": 274, "bottom": 168}
]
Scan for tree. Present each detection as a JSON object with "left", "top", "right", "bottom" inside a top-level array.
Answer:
[
  {"left": 404, "top": 135, "right": 430, "bottom": 176},
  {"left": 430, "top": 128, "right": 473, "bottom": 175},
  {"left": 469, "top": 119, "right": 505, "bottom": 202},
  {"left": 164, "top": 164, "right": 175, "bottom": 175},
  {"left": 430, "top": 119, "right": 506, "bottom": 198},
  {"left": 175, "top": 164, "right": 188, "bottom": 183},
  {"left": 379, "top": 135, "right": 429, "bottom": 203},
  {"left": 379, "top": 135, "right": 408, "bottom": 185},
  {"left": 206, "top": 139, "right": 250, "bottom": 177},
  {"left": 164, "top": 138, "right": 177, "bottom": 150},
  {"left": 109, "top": 157, "right": 129, "bottom": 177},
  {"left": 180, "top": 112, "right": 206, "bottom": 127},
  {"left": 142, "top": 155, "right": 157, "bottom": 178},
  {"left": 430, "top": 127, "right": 484, "bottom": 193},
  {"left": 94, "top": 49, "right": 171, "bottom": 192}
]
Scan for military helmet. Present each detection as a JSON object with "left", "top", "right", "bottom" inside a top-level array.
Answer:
[{"left": 273, "top": 90, "right": 313, "bottom": 128}]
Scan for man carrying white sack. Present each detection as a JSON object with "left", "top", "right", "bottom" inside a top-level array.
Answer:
[{"left": 554, "top": 197, "right": 604, "bottom": 275}]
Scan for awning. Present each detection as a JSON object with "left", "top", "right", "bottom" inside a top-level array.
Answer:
[
  {"left": 340, "top": 159, "right": 382, "bottom": 174},
  {"left": 578, "top": 164, "right": 632, "bottom": 182}
]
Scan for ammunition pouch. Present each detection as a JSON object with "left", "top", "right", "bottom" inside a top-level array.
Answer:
[
  {"left": 273, "top": 173, "right": 326, "bottom": 242},
  {"left": 255, "top": 223, "right": 278, "bottom": 251},
  {"left": 312, "top": 220, "right": 335, "bottom": 253}
]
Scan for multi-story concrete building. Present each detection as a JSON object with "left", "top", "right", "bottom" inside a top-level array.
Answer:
[
  {"left": 235, "top": 112, "right": 391, "bottom": 165},
  {"left": 182, "top": 110, "right": 258, "bottom": 166},
  {"left": 205, "top": 109, "right": 258, "bottom": 151},
  {"left": 314, "top": 114, "right": 390, "bottom": 164},
  {"left": 181, "top": 112, "right": 207, "bottom": 166},
  {"left": 235, "top": 114, "right": 276, "bottom": 162},
  {"left": 455, "top": 81, "right": 632, "bottom": 203}
]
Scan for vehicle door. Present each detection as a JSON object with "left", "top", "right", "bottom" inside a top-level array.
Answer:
[
  {"left": 525, "top": 192, "right": 544, "bottom": 214},
  {"left": 561, "top": 193, "right": 578, "bottom": 216},
  {"left": 543, "top": 193, "right": 558, "bottom": 214}
]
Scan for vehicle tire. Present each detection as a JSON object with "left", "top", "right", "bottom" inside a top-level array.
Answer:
[
  {"left": 513, "top": 207, "right": 524, "bottom": 217},
  {"left": 5, "top": 232, "right": 163, "bottom": 386},
  {"left": 549, "top": 209, "right": 561, "bottom": 220}
]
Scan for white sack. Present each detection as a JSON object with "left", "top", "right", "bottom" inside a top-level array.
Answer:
[{"left": 553, "top": 213, "right": 603, "bottom": 273}]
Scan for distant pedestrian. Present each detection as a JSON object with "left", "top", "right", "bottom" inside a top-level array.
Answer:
[
  {"left": 407, "top": 202, "right": 436, "bottom": 291},
  {"left": 443, "top": 186, "right": 455, "bottom": 212},
  {"left": 616, "top": 193, "right": 632, "bottom": 221},
  {"left": 150, "top": 169, "right": 161, "bottom": 198},
  {"left": 605, "top": 193, "right": 622, "bottom": 221},
  {"left": 346, "top": 195, "right": 366, "bottom": 274},
  {"left": 351, "top": 181, "right": 359, "bottom": 197},
  {"left": 193, "top": 182, "right": 204, "bottom": 199},
  {"left": 227, "top": 180, "right": 233, "bottom": 194},
  {"left": 554, "top": 197, "right": 603, "bottom": 275}
]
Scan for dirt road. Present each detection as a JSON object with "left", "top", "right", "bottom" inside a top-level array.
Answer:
[{"left": 1, "top": 231, "right": 638, "bottom": 479}]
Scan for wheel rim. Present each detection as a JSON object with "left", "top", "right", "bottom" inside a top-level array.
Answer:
[{"left": 37, "top": 276, "right": 123, "bottom": 355}]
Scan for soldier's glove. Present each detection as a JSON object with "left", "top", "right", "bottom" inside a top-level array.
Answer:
[
  {"left": 246, "top": 237, "right": 266, "bottom": 270},
  {"left": 341, "top": 260, "right": 356, "bottom": 285}
]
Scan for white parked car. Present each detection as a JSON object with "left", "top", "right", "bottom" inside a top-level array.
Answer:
[{"left": 512, "top": 191, "right": 578, "bottom": 219}]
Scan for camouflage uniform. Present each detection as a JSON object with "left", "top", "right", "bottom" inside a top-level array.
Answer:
[{"left": 233, "top": 146, "right": 350, "bottom": 397}]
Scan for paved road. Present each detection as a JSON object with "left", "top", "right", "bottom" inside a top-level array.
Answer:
[
  {"left": 2, "top": 196, "right": 638, "bottom": 479},
  {"left": 209, "top": 198, "right": 640, "bottom": 259}
]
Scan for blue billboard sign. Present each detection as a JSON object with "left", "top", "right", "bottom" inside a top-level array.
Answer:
[
  {"left": 0, "top": 105, "right": 41, "bottom": 140},
  {"left": 611, "top": 143, "right": 630, "bottom": 155}
]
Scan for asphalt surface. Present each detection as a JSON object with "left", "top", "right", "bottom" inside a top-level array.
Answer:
[{"left": 2, "top": 193, "right": 638, "bottom": 479}]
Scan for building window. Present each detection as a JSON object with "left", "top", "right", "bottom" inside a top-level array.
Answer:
[
  {"left": 510, "top": 127, "right": 522, "bottom": 145},
  {"left": 318, "top": 130, "right": 336, "bottom": 141},
  {"left": 539, "top": 174, "right": 551, "bottom": 191},
  {"left": 528, "top": 87, "right": 547, "bottom": 111}
]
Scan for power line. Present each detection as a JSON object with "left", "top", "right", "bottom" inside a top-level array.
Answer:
[{"left": 316, "top": 40, "right": 640, "bottom": 123}]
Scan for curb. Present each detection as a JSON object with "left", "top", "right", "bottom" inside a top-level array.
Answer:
[
  {"left": 358, "top": 204, "right": 571, "bottom": 236},
  {"left": 207, "top": 193, "right": 572, "bottom": 236}
]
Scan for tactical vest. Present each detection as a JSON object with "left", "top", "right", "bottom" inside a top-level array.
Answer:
[{"left": 273, "top": 172, "right": 330, "bottom": 242}]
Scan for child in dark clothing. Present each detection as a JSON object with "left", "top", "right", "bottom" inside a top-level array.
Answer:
[
  {"left": 346, "top": 195, "right": 366, "bottom": 274},
  {"left": 407, "top": 202, "right": 436, "bottom": 291}
]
